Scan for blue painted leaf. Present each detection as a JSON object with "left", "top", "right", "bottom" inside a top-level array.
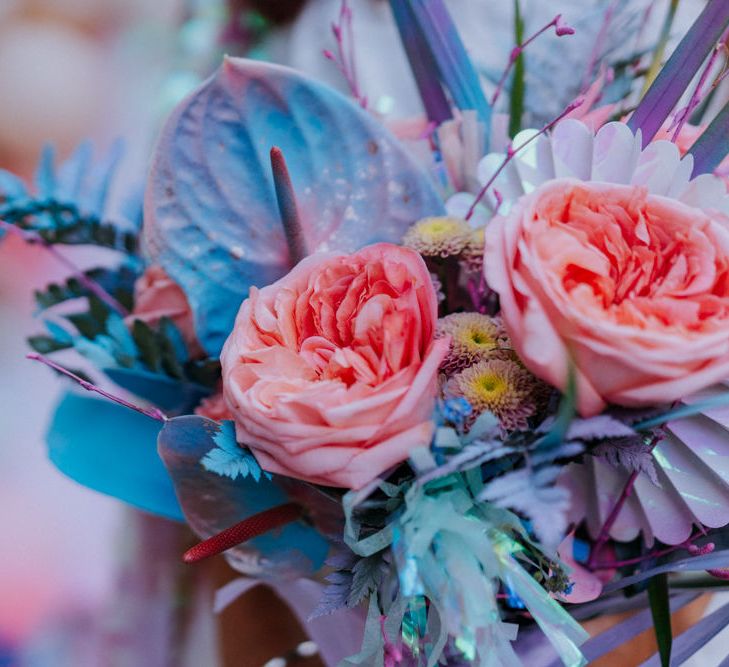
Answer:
[
  {"left": 47, "top": 391, "right": 183, "bottom": 521},
  {"left": 56, "top": 141, "right": 92, "bottom": 203},
  {"left": 105, "top": 312, "right": 138, "bottom": 359},
  {"left": 158, "top": 414, "right": 335, "bottom": 579},
  {"left": 628, "top": 0, "right": 729, "bottom": 146},
  {"left": 103, "top": 366, "right": 210, "bottom": 414},
  {"left": 688, "top": 100, "right": 729, "bottom": 177},
  {"left": 80, "top": 138, "right": 125, "bottom": 218},
  {"left": 35, "top": 144, "right": 57, "bottom": 199},
  {"left": 144, "top": 57, "right": 444, "bottom": 355},
  {"left": 201, "top": 419, "right": 268, "bottom": 481},
  {"left": 0, "top": 170, "right": 27, "bottom": 200}
]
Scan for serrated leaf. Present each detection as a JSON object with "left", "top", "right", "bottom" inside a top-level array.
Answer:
[
  {"left": 159, "top": 317, "right": 189, "bottom": 364},
  {"left": 347, "top": 554, "right": 385, "bottom": 608},
  {"left": 27, "top": 335, "right": 72, "bottom": 354},
  {"left": 157, "top": 318, "right": 185, "bottom": 380},
  {"left": 131, "top": 319, "right": 162, "bottom": 371},
  {"left": 66, "top": 312, "right": 104, "bottom": 339},
  {"left": 310, "top": 571, "right": 353, "bottom": 619},
  {"left": 43, "top": 320, "right": 74, "bottom": 345},
  {"left": 592, "top": 436, "right": 660, "bottom": 485},
  {"left": 200, "top": 420, "right": 267, "bottom": 482},
  {"left": 105, "top": 312, "right": 138, "bottom": 360}
]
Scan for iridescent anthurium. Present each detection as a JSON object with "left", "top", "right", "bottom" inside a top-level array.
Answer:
[
  {"left": 144, "top": 57, "right": 444, "bottom": 357},
  {"left": 146, "top": 57, "right": 445, "bottom": 577}
]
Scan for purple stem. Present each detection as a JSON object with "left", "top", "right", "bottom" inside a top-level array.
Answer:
[
  {"left": 628, "top": 0, "right": 729, "bottom": 146},
  {"left": 465, "top": 97, "right": 584, "bottom": 220},
  {"left": 670, "top": 30, "right": 729, "bottom": 142},
  {"left": 591, "top": 531, "right": 707, "bottom": 570},
  {"left": 492, "top": 14, "right": 574, "bottom": 105},
  {"left": 0, "top": 219, "right": 130, "bottom": 316},
  {"left": 324, "top": 0, "right": 367, "bottom": 108},
  {"left": 586, "top": 437, "right": 660, "bottom": 569},
  {"left": 27, "top": 353, "right": 167, "bottom": 422},
  {"left": 581, "top": 0, "right": 617, "bottom": 91},
  {"left": 586, "top": 470, "right": 639, "bottom": 570}
]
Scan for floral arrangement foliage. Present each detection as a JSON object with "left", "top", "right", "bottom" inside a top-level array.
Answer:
[{"left": 4, "top": 1, "right": 729, "bottom": 665}]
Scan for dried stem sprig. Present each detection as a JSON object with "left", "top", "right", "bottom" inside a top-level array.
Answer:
[
  {"left": 27, "top": 353, "right": 167, "bottom": 422},
  {"left": 491, "top": 13, "right": 575, "bottom": 106}
]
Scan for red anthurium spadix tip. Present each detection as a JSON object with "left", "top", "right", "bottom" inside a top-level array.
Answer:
[{"left": 182, "top": 502, "right": 303, "bottom": 564}]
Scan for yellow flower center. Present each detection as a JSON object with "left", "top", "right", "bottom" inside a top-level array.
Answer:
[
  {"left": 470, "top": 372, "right": 508, "bottom": 402},
  {"left": 418, "top": 218, "right": 463, "bottom": 239}
]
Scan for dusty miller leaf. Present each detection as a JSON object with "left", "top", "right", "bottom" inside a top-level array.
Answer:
[
  {"left": 566, "top": 415, "right": 636, "bottom": 441},
  {"left": 479, "top": 466, "right": 571, "bottom": 552}
]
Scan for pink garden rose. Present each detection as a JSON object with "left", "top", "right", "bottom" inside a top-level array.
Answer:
[
  {"left": 129, "top": 265, "right": 201, "bottom": 356},
  {"left": 484, "top": 179, "right": 729, "bottom": 416},
  {"left": 220, "top": 243, "right": 449, "bottom": 489}
]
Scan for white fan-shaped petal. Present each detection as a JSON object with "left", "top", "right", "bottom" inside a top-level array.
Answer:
[
  {"left": 680, "top": 173, "right": 729, "bottom": 215},
  {"left": 512, "top": 129, "right": 554, "bottom": 193},
  {"left": 445, "top": 192, "right": 491, "bottom": 226},
  {"left": 592, "top": 122, "right": 640, "bottom": 184},
  {"left": 476, "top": 153, "right": 523, "bottom": 211},
  {"left": 666, "top": 155, "right": 694, "bottom": 199},
  {"left": 551, "top": 119, "right": 594, "bottom": 180},
  {"left": 631, "top": 140, "right": 682, "bottom": 195},
  {"left": 454, "top": 118, "right": 729, "bottom": 220},
  {"left": 561, "top": 400, "right": 729, "bottom": 547}
]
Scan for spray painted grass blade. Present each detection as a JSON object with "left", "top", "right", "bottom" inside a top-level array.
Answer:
[
  {"left": 389, "top": 0, "right": 452, "bottom": 125},
  {"left": 628, "top": 0, "right": 729, "bottom": 146},
  {"left": 688, "top": 100, "right": 729, "bottom": 176},
  {"left": 390, "top": 0, "right": 491, "bottom": 141}
]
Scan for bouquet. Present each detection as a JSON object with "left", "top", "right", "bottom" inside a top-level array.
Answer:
[{"left": 5, "top": 1, "right": 729, "bottom": 665}]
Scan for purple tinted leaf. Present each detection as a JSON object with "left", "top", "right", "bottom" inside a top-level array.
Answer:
[
  {"left": 592, "top": 436, "right": 659, "bottom": 485},
  {"left": 543, "top": 594, "right": 697, "bottom": 667},
  {"left": 389, "top": 0, "right": 452, "bottom": 124},
  {"left": 604, "top": 547, "right": 729, "bottom": 593},
  {"left": 145, "top": 58, "right": 444, "bottom": 355},
  {"left": 688, "top": 99, "right": 729, "bottom": 176},
  {"left": 391, "top": 0, "right": 491, "bottom": 138},
  {"left": 628, "top": 0, "right": 729, "bottom": 146}
]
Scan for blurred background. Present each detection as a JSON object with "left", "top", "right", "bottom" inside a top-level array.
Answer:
[{"left": 0, "top": 1, "right": 720, "bottom": 665}]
